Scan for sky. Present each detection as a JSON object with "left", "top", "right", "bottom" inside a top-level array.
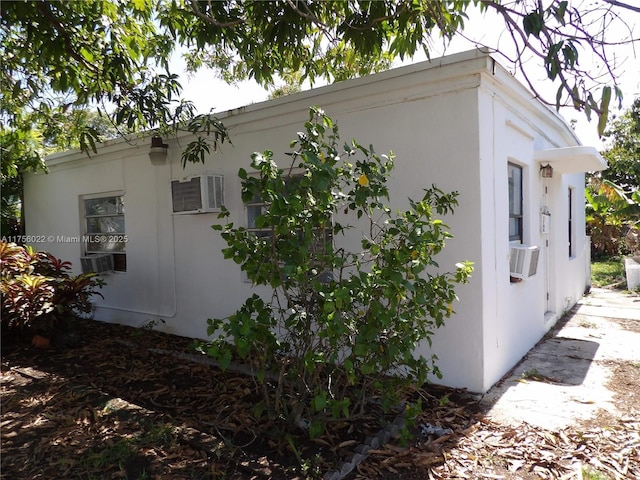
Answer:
[{"left": 174, "top": 2, "right": 640, "bottom": 151}]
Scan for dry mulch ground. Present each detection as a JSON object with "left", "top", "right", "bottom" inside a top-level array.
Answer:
[{"left": 2, "top": 317, "right": 639, "bottom": 480}]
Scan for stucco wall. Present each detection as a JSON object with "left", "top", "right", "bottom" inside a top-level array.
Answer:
[
  {"left": 475, "top": 69, "right": 590, "bottom": 391},
  {"left": 24, "top": 55, "right": 488, "bottom": 391}
]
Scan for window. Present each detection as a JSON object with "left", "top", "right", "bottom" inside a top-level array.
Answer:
[
  {"left": 568, "top": 187, "right": 574, "bottom": 257},
  {"left": 244, "top": 174, "right": 333, "bottom": 281},
  {"left": 245, "top": 174, "right": 304, "bottom": 239},
  {"left": 245, "top": 188, "right": 272, "bottom": 239},
  {"left": 508, "top": 163, "right": 523, "bottom": 242},
  {"left": 83, "top": 194, "right": 127, "bottom": 271}
]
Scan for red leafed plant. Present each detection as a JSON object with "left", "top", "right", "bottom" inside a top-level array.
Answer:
[{"left": 0, "top": 242, "right": 104, "bottom": 332}]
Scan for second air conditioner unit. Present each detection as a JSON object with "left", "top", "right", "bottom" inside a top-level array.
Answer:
[
  {"left": 80, "top": 253, "right": 114, "bottom": 274},
  {"left": 509, "top": 245, "right": 540, "bottom": 280}
]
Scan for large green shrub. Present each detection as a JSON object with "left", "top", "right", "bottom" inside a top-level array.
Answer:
[
  {"left": 586, "top": 179, "right": 640, "bottom": 258},
  {"left": 207, "top": 108, "right": 473, "bottom": 435},
  {"left": 0, "top": 242, "right": 104, "bottom": 332}
]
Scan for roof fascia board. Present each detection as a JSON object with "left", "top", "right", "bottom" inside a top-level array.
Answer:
[
  {"left": 44, "top": 49, "right": 497, "bottom": 167},
  {"left": 479, "top": 60, "right": 582, "bottom": 147},
  {"left": 213, "top": 50, "right": 492, "bottom": 132},
  {"left": 44, "top": 134, "right": 146, "bottom": 168}
]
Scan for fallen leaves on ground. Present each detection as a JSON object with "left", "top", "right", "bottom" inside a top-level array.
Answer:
[
  {"left": 1, "top": 319, "right": 390, "bottom": 479},
  {"left": 354, "top": 372, "right": 640, "bottom": 480},
  {"left": 1, "top": 318, "right": 639, "bottom": 479}
]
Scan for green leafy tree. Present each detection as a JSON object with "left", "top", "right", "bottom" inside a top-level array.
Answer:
[
  {"left": 0, "top": 106, "right": 121, "bottom": 237},
  {"left": 2, "top": 0, "right": 638, "bottom": 235},
  {"left": 1, "top": 0, "right": 227, "bottom": 235},
  {"left": 600, "top": 97, "right": 640, "bottom": 192},
  {"left": 586, "top": 179, "right": 640, "bottom": 257},
  {"left": 586, "top": 98, "right": 639, "bottom": 257},
  {"left": 207, "top": 108, "right": 473, "bottom": 435},
  {"left": 167, "top": 0, "right": 636, "bottom": 132}
]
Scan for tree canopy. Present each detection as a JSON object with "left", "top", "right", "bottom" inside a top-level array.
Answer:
[
  {"left": 586, "top": 97, "right": 639, "bottom": 257},
  {"left": 1, "top": 0, "right": 639, "bottom": 233},
  {"left": 600, "top": 97, "right": 640, "bottom": 192}
]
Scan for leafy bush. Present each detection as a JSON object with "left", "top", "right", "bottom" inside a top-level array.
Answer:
[
  {"left": 586, "top": 179, "right": 640, "bottom": 258},
  {"left": 206, "top": 108, "right": 473, "bottom": 435},
  {"left": 0, "top": 242, "right": 104, "bottom": 332}
]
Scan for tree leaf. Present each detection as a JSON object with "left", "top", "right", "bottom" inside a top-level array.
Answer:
[{"left": 598, "top": 86, "right": 612, "bottom": 137}]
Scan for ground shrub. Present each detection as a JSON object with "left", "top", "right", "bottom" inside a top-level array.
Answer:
[
  {"left": 206, "top": 108, "right": 473, "bottom": 436},
  {"left": 0, "top": 241, "right": 104, "bottom": 335}
]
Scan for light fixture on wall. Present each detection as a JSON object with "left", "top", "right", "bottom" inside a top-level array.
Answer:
[
  {"left": 540, "top": 163, "right": 553, "bottom": 178},
  {"left": 149, "top": 135, "right": 168, "bottom": 165}
]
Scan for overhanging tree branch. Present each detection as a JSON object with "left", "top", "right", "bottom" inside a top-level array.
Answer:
[
  {"left": 34, "top": 2, "right": 100, "bottom": 76},
  {"left": 186, "top": 0, "right": 245, "bottom": 28},
  {"left": 602, "top": 0, "right": 640, "bottom": 14}
]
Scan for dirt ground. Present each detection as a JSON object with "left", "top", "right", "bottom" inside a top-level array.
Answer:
[{"left": 2, "top": 316, "right": 639, "bottom": 480}]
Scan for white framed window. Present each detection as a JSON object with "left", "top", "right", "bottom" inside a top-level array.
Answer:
[
  {"left": 245, "top": 188, "right": 272, "bottom": 239},
  {"left": 244, "top": 173, "right": 305, "bottom": 239},
  {"left": 508, "top": 163, "right": 523, "bottom": 243},
  {"left": 82, "top": 193, "right": 127, "bottom": 271},
  {"left": 243, "top": 173, "right": 333, "bottom": 282}
]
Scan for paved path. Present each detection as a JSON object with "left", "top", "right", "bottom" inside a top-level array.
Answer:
[{"left": 480, "top": 288, "right": 640, "bottom": 430}]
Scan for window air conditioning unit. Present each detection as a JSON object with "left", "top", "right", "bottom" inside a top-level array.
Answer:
[
  {"left": 80, "top": 253, "right": 114, "bottom": 274},
  {"left": 509, "top": 245, "right": 540, "bottom": 280},
  {"left": 171, "top": 174, "right": 223, "bottom": 214}
]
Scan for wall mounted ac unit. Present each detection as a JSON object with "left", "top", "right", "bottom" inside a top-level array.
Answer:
[
  {"left": 171, "top": 174, "right": 223, "bottom": 214},
  {"left": 509, "top": 245, "right": 540, "bottom": 280},
  {"left": 80, "top": 253, "right": 114, "bottom": 274}
]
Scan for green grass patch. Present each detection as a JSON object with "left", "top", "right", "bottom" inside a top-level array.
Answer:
[
  {"left": 520, "top": 368, "right": 541, "bottom": 380},
  {"left": 582, "top": 466, "right": 612, "bottom": 480},
  {"left": 591, "top": 258, "right": 625, "bottom": 288}
]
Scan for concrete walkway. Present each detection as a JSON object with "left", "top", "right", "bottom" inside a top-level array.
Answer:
[{"left": 480, "top": 288, "right": 640, "bottom": 430}]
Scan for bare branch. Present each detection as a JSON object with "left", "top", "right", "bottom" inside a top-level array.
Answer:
[
  {"left": 477, "top": 0, "right": 634, "bottom": 114},
  {"left": 602, "top": 0, "right": 640, "bottom": 14},
  {"left": 285, "top": 0, "right": 335, "bottom": 42},
  {"left": 186, "top": 0, "right": 245, "bottom": 28}
]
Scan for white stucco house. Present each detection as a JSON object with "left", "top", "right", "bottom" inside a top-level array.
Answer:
[{"left": 24, "top": 49, "right": 606, "bottom": 393}]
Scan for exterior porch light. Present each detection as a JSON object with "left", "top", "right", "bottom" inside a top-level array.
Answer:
[
  {"left": 149, "top": 135, "right": 168, "bottom": 165},
  {"left": 540, "top": 163, "right": 553, "bottom": 178}
]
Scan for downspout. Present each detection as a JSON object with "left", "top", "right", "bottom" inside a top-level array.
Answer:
[
  {"left": 484, "top": 82, "right": 499, "bottom": 392},
  {"left": 491, "top": 90, "right": 499, "bottom": 350},
  {"left": 541, "top": 176, "right": 551, "bottom": 314}
]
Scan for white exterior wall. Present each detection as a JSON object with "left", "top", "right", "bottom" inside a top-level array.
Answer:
[
  {"left": 475, "top": 67, "right": 597, "bottom": 391},
  {"left": 24, "top": 50, "right": 598, "bottom": 392}
]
